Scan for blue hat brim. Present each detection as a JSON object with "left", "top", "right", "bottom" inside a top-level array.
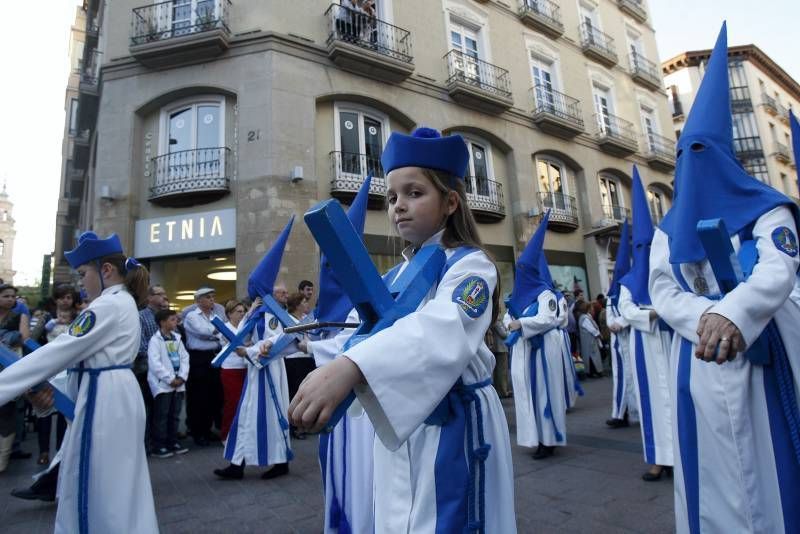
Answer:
[{"left": 65, "top": 233, "right": 124, "bottom": 269}]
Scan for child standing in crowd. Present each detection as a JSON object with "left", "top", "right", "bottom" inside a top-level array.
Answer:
[
  {"left": 0, "top": 232, "right": 158, "bottom": 533},
  {"left": 577, "top": 300, "right": 604, "bottom": 378},
  {"left": 289, "top": 128, "right": 516, "bottom": 532},
  {"left": 147, "top": 309, "right": 190, "bottom": 458}
]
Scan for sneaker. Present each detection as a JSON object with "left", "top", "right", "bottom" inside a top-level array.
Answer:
[
  {"left": 171, "top": 443, "right": 189, "bottom": 455},
  {"left": 152, "top": 447, "right": 174, "bottom": 459}
]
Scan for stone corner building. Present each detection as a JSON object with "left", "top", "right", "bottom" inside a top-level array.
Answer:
[
  {"left": 55, "top": 0, "right": 675, "bottom": 305},
  {"left": 0, "top": 184, "right": 16, "bottom": 284}
]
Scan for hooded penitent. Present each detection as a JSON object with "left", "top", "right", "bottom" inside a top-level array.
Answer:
[
  {"left": 619, "top": 166, "right": 654, "bottom": 305},
  {"left": 607, "top": 218, "right": 631, "bottom": 308},
  {"left": 659, "top": 22, "right": 796, "bottom": 265},
  {"left": 247, "top": 216, "right": 295, "bottom": 301},
  {"left": 314, "top": 175, "right": 372, "bottom": 325},
  {"left": 506, "top": 210, "right": 552, "bottom": 318}
]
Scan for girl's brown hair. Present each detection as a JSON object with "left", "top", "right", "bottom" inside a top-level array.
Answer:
[
  {"left": 286, "top": 292, "right": 308, "bottom": 315},
  {"left": 98, "top": 254, "right": 150, "bottom": 307},
  {"left": 401, "top": 168, "right": 501, "bottom": 323}
]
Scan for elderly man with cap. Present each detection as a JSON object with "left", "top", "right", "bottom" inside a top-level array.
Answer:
[{"left": 183, "top": 286, "right": 224, "bottom": 446}]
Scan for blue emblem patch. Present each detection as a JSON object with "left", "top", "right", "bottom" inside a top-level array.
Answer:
[
  {"left": 772, "top": 226, "right": 798, "bottom": 257},
  {"left": 69, "top": 310, "right": 96, "bottom": 338},
  {"left": 453, "top": 276, "right": 490, "bottom": 319},
  {"left": 269, "top": 316, "right": 279, "bottom": 330}
]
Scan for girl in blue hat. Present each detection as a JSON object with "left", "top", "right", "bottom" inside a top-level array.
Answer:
[
  {"left": 0, "top": 232, "right": 158, "bottom": 533},
  {"left": 290, "top": 128, "right": 516, "bottom": 533}
]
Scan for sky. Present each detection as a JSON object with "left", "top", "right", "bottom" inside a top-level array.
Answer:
[{"left": 3, "top": 0, "right": 799, "bottom": 285}]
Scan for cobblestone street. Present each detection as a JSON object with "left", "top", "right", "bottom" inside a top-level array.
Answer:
[{"left": 0, "top": 376, "right": 673, "bottom": 533}]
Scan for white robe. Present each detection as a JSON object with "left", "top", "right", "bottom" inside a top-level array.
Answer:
[
  {"left": 578, "top": 313, "right": 604, "bottom": 374},
  {"left": 618, "top": 285, "right": 673, "bottom": 466},
  {"left": 606, "top": 299, "right": 639, "bottom": 422},
  {"left": 650, "top": 205, "right": 800, "bottom": 533},
  {"left": 0, "top": 285, "right": 158, "bottom": 534},
  {"left": 505, "top": 289, "right": 568, "bottom": 448},
  {"left": 343, "top": 243, "right": 516, "bottom": 534},
  {"left": 223, "top": 312, "right": 291, "bottom": 466},
  {"left": 308, "top": 322, "right": 375, "bottom": 534},
  {"left": 557, "top": 295, "right": 581, "bottom": 408}
]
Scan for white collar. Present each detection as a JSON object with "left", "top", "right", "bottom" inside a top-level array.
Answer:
[{"left": 401, "top": 229, "right": 445, "bottom": 262}]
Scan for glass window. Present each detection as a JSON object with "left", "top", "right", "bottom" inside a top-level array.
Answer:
[
  {"left": 593, "top": 85, "right": 613, "bottom": 132},
  {"left": 599, "top": 174, "right": 624, "bottom": 219},
  {"left": 647, "top": 189, "right": 664, "bottom": 223},
  {"left": 464, "top": 141, "right": 491, "bottom": 197},
  {"left": 335, "top": 107, "right": 387, "bottom": 179},
  {"left": 450, "top": 22, "right": 480, "bottom": 83},
  {"left": 160, "top": 99, "right": 225, "bottom": 184},
  {"left": 69, "top": 99, "right": 79, "bottom": 134}
]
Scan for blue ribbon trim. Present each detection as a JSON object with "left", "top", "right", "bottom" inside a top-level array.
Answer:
[
  {"left": 633, "top": 330, "right": 656, "bottom": 464},
  {"left": 676, "top": 338, "right": 700, "bottom": 534},
  {"left": 613, "top": 334, "right": 625, "bottom": 419}
]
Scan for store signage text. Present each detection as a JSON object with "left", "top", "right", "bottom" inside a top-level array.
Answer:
[{"left": 134, "top": 209, "right": 236, "bottom": 258}]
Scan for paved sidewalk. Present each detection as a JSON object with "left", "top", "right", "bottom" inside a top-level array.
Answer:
[{"left": 0, "top": 376, "right": 673, "bottom": 533}]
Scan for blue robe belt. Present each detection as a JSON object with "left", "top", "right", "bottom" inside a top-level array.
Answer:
[{"left": 67, "top": 364, "right": 132, "bottom": 534}]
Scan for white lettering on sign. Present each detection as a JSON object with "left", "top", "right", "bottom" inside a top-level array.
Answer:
[
  {"left": 211, "top": 216, "right": 223, "bottom": 237},
  {"left": 165, "top": 221, "right": 176, "bottom": 241},
  {"left": 150, "top": 223, "right": 160, "bottom": 243},
  {"left": 135, "top": 209, "right": 235, "bottom": 259},
  {"left": 181, "top": 219, "right": 193, "bottom": 240},
  {"left": 147, "top": 216, "right": 226, "bottom": 244},
  {"left": 199, "top": 217, "right": 205, "bottom": 238}
]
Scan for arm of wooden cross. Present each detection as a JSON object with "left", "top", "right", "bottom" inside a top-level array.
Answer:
[
  {"left": 3, "top": 341, "right": 75, "bottom": 421},
  {"left": 210, "top": 315, "right": 259, "bottom": 368},
  {"left": 697, "top": 218, "right": 769, "bottom": 364}
]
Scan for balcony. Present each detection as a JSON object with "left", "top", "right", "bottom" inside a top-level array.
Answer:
[
  {"left": 579, "top": 23, "right": 618, "bottom": 67},
  {"left": 617, "top": 0, "right": 647, "bottom": 22},
  {"left": 773, "top": 142, "right": 793, "bottom": 165},
  {"left": 671, "top": 99, "right": 684, "bottom": 120},
  {"left": 78, "top": 50, "right": 102, "bottom": 96},
  {"left": 730, "top": 86, "right": 752, "bottom": 113},
  {"left": 644, "top": 133, "right": 676, "bottom": 172},
  {"left": 329, "top": 151, "right": 387, "bottom": 209},
  {"left": 74, "top": 129, "right": 91, "bottom": 147},
  {"left": 733, "top": 136, "right": 763, "bottom": 159},
  {"left": 517, "top": 0, "right": 564, "bottom": 39},
  {"left": 529, "top": 85, "right": 584, "bottom": 138},
  {"left": 130, "top": 0, "right": 231, "bottom": 67},
  {"left": 444, "top": 50, "right": 513, "bottom": 114},
  {"left": 325, "top": 4, "right": 414, "bottom": 83},
  {"left": 629, "top": 51, "right": 661, "bottom": 91},
  {"left": 148, "top": 147, "right": 231, "bottom": 206},
  {"left": 465, "top": 177, "right": 505, "bottom": 222},
  {"left": 778, "top": 104, "right": 791, "bottom": 125},
  {"left": 594, "top": 114, "right": 638, "bottom": 157},
  {"left": 762, "top": 93, "right": 779, "bottom": 115},
  {"left": 601, "top": 203, "right": 630, "bottom": 222},
  {"left": 538, "top": 192, "right": 579, "bottom": 232}
]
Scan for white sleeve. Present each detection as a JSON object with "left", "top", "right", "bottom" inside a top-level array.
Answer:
[
  {"left": 580, "top": 315, "right": 601, "bottom": 337},
  {"left": 649, "top": 230, "right": 716, "bottom": 343},
  {"left": 519, "top": 290, "right": 559, "bottom": 338},
  {"left": 0, "top": 298, "right": 120, "bottom": 404},
  {"left": 148, "top": 335, "right": 174, "bottom": 384},
  {"left": 618, "top": 285, "right": 655, "bottom": 333},
  {"left": 344, "top": 251, "right": 496, "bottom": 450},
  {"left": 605, "top": 300, "right": 629, "bottom": 328},
  {"left": 183, "top": 312, "right": 217, "bottom": 340},
  {"left": 708, "top": 206, "right": 800, "bottom": 347}
]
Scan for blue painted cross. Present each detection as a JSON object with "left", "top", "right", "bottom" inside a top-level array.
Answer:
[
  {"left": 0, "top": 340, "right": 76, "bottom": 421},
  {"left": 304, "top": 198, "right": 446, "bottom": 431}
]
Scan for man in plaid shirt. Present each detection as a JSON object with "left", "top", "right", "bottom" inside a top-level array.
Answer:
[{"left": 137, "top": 285, "right": 168, "bottom": 453}]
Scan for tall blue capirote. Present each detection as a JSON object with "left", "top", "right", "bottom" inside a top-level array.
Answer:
[
  {"left": 659, "top": 22, "right": 796, "bottom": 264},
  {"left": 507, "top": 210, "right": 551, "bottom": 318},
  {"left": 619, "top": 167, "right": 653, "bottom": 305},
  {"left": 247, "top": 216, "right": 295, "bottom": 300},
  {"left": 608, "top": 218, "right": 631, "bottom": 308}
]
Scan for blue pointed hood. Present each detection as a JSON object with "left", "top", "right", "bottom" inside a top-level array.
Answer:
[
  {"left": 791, "top": 110, "right": 800, "bottom": 192},
  {"left": 608, "top": 218, "right": 631, "bottom": 307},
  {"left": 247, "top": 216, "right": 294, "bottom": 300},
  {"left": 314, "top": 176, "right": 372, "bottom": 324},
  {"left": 660, "top": 22, "right": 796, "bottom": 264},
  {"left": 620, "top": 167, "right": 653, "bottom": 305},
  {"left": 507, "top": 210, "right": 552, "bottom": 317}
]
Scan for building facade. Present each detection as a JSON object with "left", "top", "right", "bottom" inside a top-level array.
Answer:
[
  {"left": 60, "top": 0, "right": 675, "bottom": 304},
  {"left": 663, "top": 45, "right": 800, "bottom": 200},
  {"left": 0, "top": 184, "right": 16, "bottom": 283}
]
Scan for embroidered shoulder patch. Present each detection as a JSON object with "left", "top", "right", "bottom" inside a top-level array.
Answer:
[
  {"left": 69, "top": 310, "right": 96, "bottom": 338},
  {"left": 268, "top": 316, "right": 279, "bottom": 330},
  {"left": 453, "top": 276, "right": 490, "bottom": 319},
  {"left": 548, "top": 299, "right": 557, "bottom": 311},
  {"left": 772, "top": 226, "right": 798, "bottom": 257}
]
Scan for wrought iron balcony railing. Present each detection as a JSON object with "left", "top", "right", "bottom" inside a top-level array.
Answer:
[
  {"left": 325, "top": 4, "right": 413, "bottom": 64},
  {"left": 645, "top": 132, "right": 676, "bottom": 160},
  {"left": 733, "top": 136, "right": 763, "bottom": 158},
  {"left": 329, "top": 151, "right": 387, "bottom": 196},
  {"left": 131, "top": 0, "right": 230, "bottom": 46},
  {"left": 629, "top": 51, "right": 661, "bottom": 87},
  {"left": 80, "top": 49, "right": 102, "bottom": 87},
  {"left": 774, "top": 142, "right": 792, "bottom": 163},
  {"left": 530, "top": 84, "right": 584, "bottom": 128},
  {"left": 617, "top": 0, "right": 647, "bottom": 21},
  {"left": 149, "top": 147, "right": 231, "bottom": 199},
  {"left": 594, "top": 113, "right": 638, "bottom": 145},
  {"left": 730, "top": 85, "right": 752, "bottom": 112},
  {"left": 579, "top": 22, "right": 617, "bottom": 64},
  {"left": 538, "top": 191, "right": 578, "bottom": 226},
  {"left": 518, "top": 0, "right": 564, "bottom": 35},
  {"left": 465, "top": 177, "right": 505, "bottom": 216},
  {"left": 444, "top": 49, "right": 512, "bottom": 99},
  {"left": 601, "top": 203, "right": 630, "bottom": 222},
  {"left": 762, "top": 93, "right": 779, "bottom": 114}
]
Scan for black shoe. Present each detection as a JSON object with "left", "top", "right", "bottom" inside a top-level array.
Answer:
[
  {"left": 213, "top": 463, "right": 244, "bottom": 480},
  {"left": 532, "top": 445, "right": 555, "bottom": 460},
  {"left": 10, "top": 450, "right": 32, "bottom": 460},
  {"left": 205, "top": 431, "right": 221, "bottom": 442},
  {"left": 193, "top": 436, "right": 209, "bottom": 447},
  {"left": 10, "top": 485, "right": 56, "bottom": 502},
  {"left": 642, "top": 466, "right": 670, "bottom": 481},
  {"left": 261, "top": 463, "right": 289, "bottom": 479},
  {"left": 605, "top": 418, "right": 630, "bottom": 428}
]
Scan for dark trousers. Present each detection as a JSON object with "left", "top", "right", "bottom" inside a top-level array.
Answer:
[
  {"left": 153, "top": 391, "right": 184, "bottom": 450},
  {"left": 186, "top": 349, "right": 223, "bottom": 437},
  {"left": 134, "top": 366, "right": 153, "bottom": 451},
  {"left": 36, "top": 413, "right": 67, "bottom": 454},
  {"left": 285, "top": 357, "right": 317, "bottom": 400}
]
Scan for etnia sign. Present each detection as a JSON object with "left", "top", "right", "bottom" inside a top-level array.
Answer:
[{"left": 134, "top": 209, "right": 236, "bottom": 258}]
